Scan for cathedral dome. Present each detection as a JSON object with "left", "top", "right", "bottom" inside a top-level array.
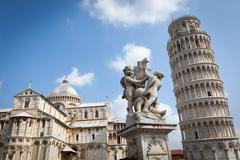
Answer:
[
  {"left": 50, "top": 79, "right": 78, "bottom": 97},
  {"left": 48, "top": 79, "right": 81, "bottom": 105}
]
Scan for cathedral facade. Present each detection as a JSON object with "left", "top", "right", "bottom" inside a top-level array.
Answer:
[
  {"left": 0, "top": 79, "right": 127, "bottom": 160},
  {"left": 167, "top": 16, "right": 240, "bottom": 160}
]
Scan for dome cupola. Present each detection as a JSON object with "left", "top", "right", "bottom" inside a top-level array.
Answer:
[
  {"left": 50, "top": 79, "right": 78, "bottom": 97},
  {"left": 48, "top": 78, "right": 82, "bottom": 108}
]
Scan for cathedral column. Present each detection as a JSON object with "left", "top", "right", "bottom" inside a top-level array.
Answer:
[
  {"left": 11, "top": 122, "right": 15, "bottom": 136},
  {"left": 26, "top": 151, "right": 30, "bottom": 160},
  {"left": 234, "top": 149, "right": 240, "bottom": 160},
  {"left": 45, "top": 144, "right": 51, "bottom": 160},
  {"left": 44, "top": 119, "right": 49, "bottom": 136},
  {"left": 200, "top": 150, "right": 204, "bottom": 160},
  {"left": 24, "top": 120, "right": 28, "bottom": 136},
  {"left": 225, "top": 149, "right": 230, "bottom": 160},
  {"left": 20, "top": 151, "right": 23, "bottom": 160},
  {"left": 212, "top": 150, "right": 217, "bottom": 160},
  {"left": 6, "top": 152, "right": 9, "bottom": 160}
]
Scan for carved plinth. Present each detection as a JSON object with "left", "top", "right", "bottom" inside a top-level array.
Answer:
[{"left": 118, "top": 113, "right": 177, "bottom": 160}]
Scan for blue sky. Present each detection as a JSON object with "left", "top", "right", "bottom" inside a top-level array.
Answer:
[{"left": 0, "top": 0, "right": 240, "bottom": 149}]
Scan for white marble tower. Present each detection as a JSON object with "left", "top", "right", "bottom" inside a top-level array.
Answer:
[{"left": 167, "top": 16, "right": 239, "bottom": 160}]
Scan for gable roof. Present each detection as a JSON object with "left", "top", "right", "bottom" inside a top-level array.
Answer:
[
  {"left": 15, "top": 88, "right": 41, "bottom": 97},
  {"left": 14, "top": 88, "right": 67, "bottom": 116}
]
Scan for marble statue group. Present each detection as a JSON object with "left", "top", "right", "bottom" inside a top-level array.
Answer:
[{"left": 120, "top": 58, "right": 166, "bottom": 118}]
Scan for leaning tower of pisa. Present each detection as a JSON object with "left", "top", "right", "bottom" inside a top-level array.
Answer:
[{"left": 167, "top": 16, "right": 239, "bottom": 160}]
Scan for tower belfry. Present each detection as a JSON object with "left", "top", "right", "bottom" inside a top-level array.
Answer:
[{"left": 167, "top": 16, "right": 239, "bottom": 159}]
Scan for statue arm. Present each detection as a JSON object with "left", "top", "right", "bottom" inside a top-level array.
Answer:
[
  {"left": 120, "top": 77, "right": 126, "bottom": 88},
  {"left": 144, "top": 79, "right": 155, "bottom": 95},
  {"left": 125, "top": 77, "right": 146, "bottom": 84},
  {"left": 157, "top": 84, "right": 162, "bottom": 91}
]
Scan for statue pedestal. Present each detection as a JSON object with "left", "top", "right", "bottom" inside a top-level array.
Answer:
[{"left": 118, "top": 113, "right": 177, "bottom": 160}]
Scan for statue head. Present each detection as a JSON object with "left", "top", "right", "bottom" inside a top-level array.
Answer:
[
  {"left": 123, "top": 66, "right": 133, "bottom": 76},
  {"left": 154, "top": 71, "right": 164, "bottom": 80},
  {"left": 134, "top": 58, "right": 151, "bottom": 80},
  {"left": 137, "top": 57, "right": 149, "bottom": 70}
]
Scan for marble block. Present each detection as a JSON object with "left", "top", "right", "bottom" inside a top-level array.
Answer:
[{"left": 119, "top": 113, "right": 177, "bottom": 160}]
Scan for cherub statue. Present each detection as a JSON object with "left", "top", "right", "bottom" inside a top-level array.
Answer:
[
  {"left": 121, "top": 58, "right": 166, "bottom": 119},
  {"left": 120, "top": 66, "right": 146, "bottom": 113},
  {"left": 142, "top": 71, "right": 166, "bottom": 117}
]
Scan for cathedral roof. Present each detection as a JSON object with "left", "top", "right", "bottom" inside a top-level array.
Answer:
[
  {"left": 79, "top": 102, "right": 107, "bottom": 107},
  {"left": 0, "top": 108, "right": 11, "bottom": 113},
  {"left": 108, "top": 115, "right": 124, "bottom": 123},
  {"left": 49, "top": 79, "right": 79, "bottom": 97},
  {"left": 11, "top": 112, "right": 34, "bottom": 118},
  {"left": 62, "top": 146, "right": 76, "bottom": 153},
  {"left": 70, "top": 120, "right": 107, "bottom": 128}
]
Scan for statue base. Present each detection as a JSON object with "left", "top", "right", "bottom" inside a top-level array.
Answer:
[{"left": 118, "top": 113, "right": 177, "bottom": 160}]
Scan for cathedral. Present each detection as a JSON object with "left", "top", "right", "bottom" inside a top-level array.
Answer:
[{"left": 0, "top": 78, "right": 127, "bottom": 160}]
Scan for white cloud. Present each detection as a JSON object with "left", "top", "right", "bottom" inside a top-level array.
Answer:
[
  {"left": 110, "top": 94, "right": 128, "bottom": 120},
  {"left": 110, "top": 94, "right": 181, "bottom": 148},
  {"left": 57, "top": 67, "right": 95, "bottom": 87},
  {"left": 109, "top": 43, "right": 151, "bottom": 71},
  {"left": 160, "top": 103, "right": 182, "bottom": 149},
  {"left": 0, "top": 80, "right": 3, "bottom": 89},
  {"left": 81, "top": 0, "right": 186, "bottom": 27},
  {"left": 225, "top": 91, "right": 229, "bottom": 98}
]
